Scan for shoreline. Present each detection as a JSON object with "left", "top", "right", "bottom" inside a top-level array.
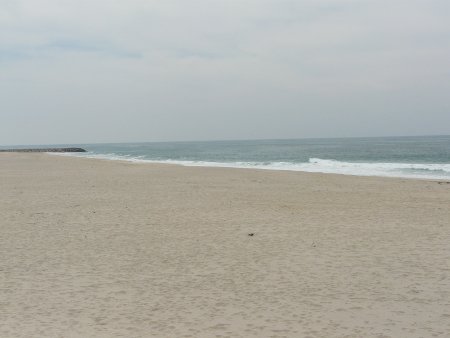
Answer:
[
  {"left": 48, "top": 152, "right": 450, "bottom": 182},
  {"left": 0, "top": 147, "right": 86, "bottom": 153},
  {"left": 1, "top": 153, "right": 450, "bottom": 337}
]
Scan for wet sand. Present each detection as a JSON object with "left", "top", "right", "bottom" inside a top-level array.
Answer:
[{"left": 1, "top": 153, "right": 450, "bottom": 338}]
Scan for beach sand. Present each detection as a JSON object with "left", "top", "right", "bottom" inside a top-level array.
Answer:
[{"left": 1, "top": 153, "right": 450, "bottom": 338}]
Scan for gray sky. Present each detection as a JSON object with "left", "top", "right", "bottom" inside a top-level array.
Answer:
[{"left": 1, "top": 0, "right": 450, "bottom": 145}]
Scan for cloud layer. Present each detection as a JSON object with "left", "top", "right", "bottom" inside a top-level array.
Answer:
[{"left": 1, "top": 0, "right": 450, "bottom": 144}]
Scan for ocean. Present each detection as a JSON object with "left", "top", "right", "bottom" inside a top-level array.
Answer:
[{"left": 40, "top": 135, "right": 450, "bottom": 180}]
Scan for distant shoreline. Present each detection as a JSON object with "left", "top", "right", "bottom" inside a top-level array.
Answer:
[{"left": 0, "top": 147, "right": 86, "bottom": 153}]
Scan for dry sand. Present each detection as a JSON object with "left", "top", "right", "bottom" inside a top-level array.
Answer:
[{"left": 1, "top": 153, "right": 450, "bottom": 338}]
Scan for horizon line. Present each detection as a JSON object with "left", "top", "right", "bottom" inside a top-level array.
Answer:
[{"left": 2, "top": 133, "right": 450, "bottom": 148}]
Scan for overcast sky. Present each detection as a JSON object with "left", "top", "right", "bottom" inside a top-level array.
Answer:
[{"left": 1, "top": 0, "right": 449, "bottom": 145}]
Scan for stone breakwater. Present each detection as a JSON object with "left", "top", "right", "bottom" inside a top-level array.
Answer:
[{"left": 0, "top": 148, "right": 86, "bottom": 153}]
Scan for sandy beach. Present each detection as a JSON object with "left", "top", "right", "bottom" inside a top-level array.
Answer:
[{"left": 1, "top": 153, "right": 449, "bottom": 338}]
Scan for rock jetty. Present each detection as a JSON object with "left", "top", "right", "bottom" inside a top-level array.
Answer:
[{"left": 0, "top": 148, "right": 86, "bottom": 153}]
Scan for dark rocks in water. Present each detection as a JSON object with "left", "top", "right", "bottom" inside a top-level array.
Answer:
[{"left": 0, "top": 148, "right": 86, "bottom": 153}]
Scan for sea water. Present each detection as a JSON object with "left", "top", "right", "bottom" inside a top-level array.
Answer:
[{"left": 46, "top": 135, "right": 450, "bottom": 180}]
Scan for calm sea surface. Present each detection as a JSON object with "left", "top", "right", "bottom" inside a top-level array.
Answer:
[{"left": 9, "top": 135, "right": 450, "bottom": 179}]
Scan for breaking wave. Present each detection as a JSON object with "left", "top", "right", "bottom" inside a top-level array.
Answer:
[{"left": 50, "top": 152, "right": 450, "bottom": 180}]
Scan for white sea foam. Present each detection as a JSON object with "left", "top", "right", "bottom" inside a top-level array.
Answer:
[{"left": 49, "top": 152, "right": 450, "bottom": 180}]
